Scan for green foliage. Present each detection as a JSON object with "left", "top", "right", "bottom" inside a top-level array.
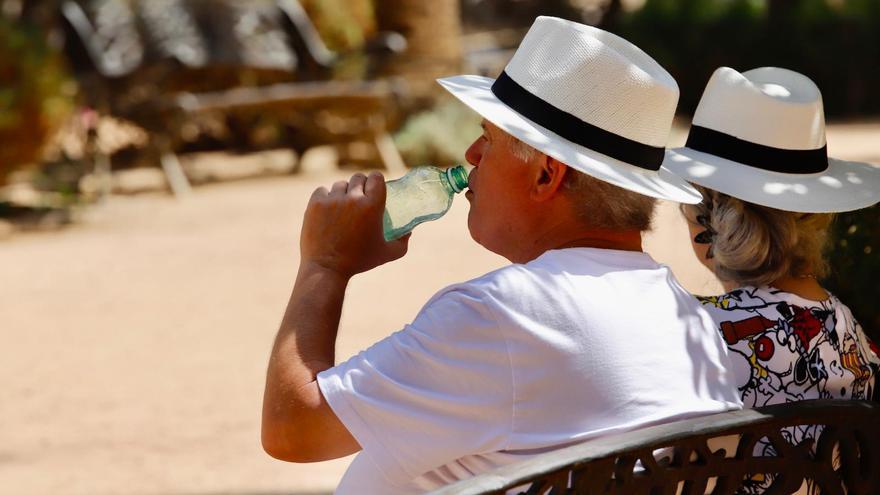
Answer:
[
  {"left": 297, "top": 0, "right": 377, "bottom": 80},
  {"left": 0, "top": 18, "right": 73, "bottom": 184},
  {"left": 393, "top": 98, "right": 482, "bottom": 167},
  {"left": 613, "top": 0, "right": 880, "bottom": 116},
  {"left": 824, "top": 206, "right": 880, "bottom": 341},
  {"left": 299, "top": 0, "right": 376, "bottom": 52}
]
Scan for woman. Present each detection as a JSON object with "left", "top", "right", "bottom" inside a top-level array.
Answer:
[
  {"left": 667, "top": 66, "right": 879, "bottom": 407},
  {"left": 680, "top": 187, "right": 877, "bottom": 406},
  {"left": 665, "top": 67, "right": 879, "bottom": 493}
]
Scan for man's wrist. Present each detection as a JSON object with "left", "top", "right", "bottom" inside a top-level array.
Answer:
[{"left": 297, "top": 259, "right": 353, "bottom": 285}]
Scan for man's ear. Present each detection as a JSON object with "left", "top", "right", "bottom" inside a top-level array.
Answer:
[{"left": 531, "top": 156, "right": 568, "bottom": 202}]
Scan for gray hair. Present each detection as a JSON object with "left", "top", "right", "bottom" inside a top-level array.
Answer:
[
  {"left": 501, "top": 132, "right": 656, "bottom": 231},
  {"left": 503, "top": 132, "right": 539, "bottom": 162},
  {"left": 682, "top": 186, "right": 834, "bottom": 286}
]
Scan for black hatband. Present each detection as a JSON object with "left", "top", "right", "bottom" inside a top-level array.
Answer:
[
  {"left": 490, "top": 71, "right": 666, "bottom": 171},
  {"left": 685, "top": 125, "right": 828, "bottom": 174}
]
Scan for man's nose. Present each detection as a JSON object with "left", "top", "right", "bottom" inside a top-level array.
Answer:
[{"left": 465, "top": 138, "right": 483, "bottom": 167}]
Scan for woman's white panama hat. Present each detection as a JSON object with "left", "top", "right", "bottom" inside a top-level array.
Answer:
[
  {"left": 436, "top": 16, "right": 703, "bottom": 204},
  {"left": 665, "top": 66, "right": 880, "bottom": 213}
]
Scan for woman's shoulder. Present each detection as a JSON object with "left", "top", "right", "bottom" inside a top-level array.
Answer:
[
  {"left": 696, "top": 286, "right": 784, "bottom": 312},
  {"left": 697, "top": 285, "right": 855, "bottom": 312}
]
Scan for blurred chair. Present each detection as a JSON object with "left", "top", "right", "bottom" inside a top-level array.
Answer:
[{"left": 60, "top": 0, "right": 408, "bottom": 196}]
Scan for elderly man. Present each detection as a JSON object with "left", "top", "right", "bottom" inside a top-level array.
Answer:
[{"left": 261, "top": 16, "right": 741, "bottom": 494}]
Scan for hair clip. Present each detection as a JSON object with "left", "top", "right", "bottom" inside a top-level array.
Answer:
[{"left": 694, "top": 214, "right": 716, "bottom": 259}]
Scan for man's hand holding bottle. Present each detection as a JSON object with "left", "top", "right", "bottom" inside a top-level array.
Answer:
[{"left": 300, "top": 172, "right": 410, "bottom": 280}]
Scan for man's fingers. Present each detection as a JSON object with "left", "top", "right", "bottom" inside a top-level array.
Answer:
[
  {"left": 364, "top": 172, "right": 386, "bottom": 203},
  {"left": 330, "top": 180, "right": 349, "bottom": 196},
  {"left": 348, "top": 173, "right": 368, "bottom": 197},
  {"left": 310, "top": 186, "right": 329, "bottom": 200}
]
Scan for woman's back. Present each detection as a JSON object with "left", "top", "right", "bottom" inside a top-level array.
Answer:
[
  {"left": 698, "top": 285, "right": 878, "bottom": 407},
  {"left": 668, "top": 65, "right": 880, "bottom": 495}
]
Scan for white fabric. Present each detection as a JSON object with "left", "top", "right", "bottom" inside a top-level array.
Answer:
[
  {"left": 665, "top": 66, "right": 880, "bottom": 213},
  {"left": 318, "top": 248, "right": 743, "bottom": 494},
  {"left": 691, "top": 67, "right": 827, "bottom": 150},
  {"left": 666, "top": 150, "right": 880, "bottom": 213},
  {"left": 502, "top": 17, "right": 677, "bottom": 147},
  {"left": 438, "top": 76, "right": 702, "bottom": 205},
  {"left": 436, "top": 16, "right": 703, "bottom": 205}
]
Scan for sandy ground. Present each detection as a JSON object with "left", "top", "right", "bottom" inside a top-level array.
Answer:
[{"left": 1, "top": 122, "right": 876, "bottom": 495}]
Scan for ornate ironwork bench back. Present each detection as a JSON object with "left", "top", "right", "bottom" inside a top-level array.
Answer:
[{"left": 429, "top": 400, "right": 879, "bottom": 495}]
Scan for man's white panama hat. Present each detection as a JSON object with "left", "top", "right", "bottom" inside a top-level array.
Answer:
[
  {"left": 665, "top": 66, "right": 880, "bottom": 213},
  {"left": 436, "top": 16, "right": 703, "bottom": 204}
]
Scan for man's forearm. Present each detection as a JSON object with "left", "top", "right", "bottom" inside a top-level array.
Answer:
[
  {"left": 262, "top": 172, "right": 404, "bottom": 461},
  {"left": 267, "top": 261, "right": 349, "bottom": 390},
  {"left": 261, "top": 261, "right": 355, "bottom": 461}
]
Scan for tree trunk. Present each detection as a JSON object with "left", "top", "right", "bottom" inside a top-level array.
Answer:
[{"left": 374, "top": 0, "right": 462, "bottom": 100}]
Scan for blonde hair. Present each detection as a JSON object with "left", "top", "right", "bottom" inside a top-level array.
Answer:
[
  {"left": 682, "top": 186, "right": 834, "bottom": 286},
  {"left": 501, "top": 132, "right": 656, "bottom": 231}
]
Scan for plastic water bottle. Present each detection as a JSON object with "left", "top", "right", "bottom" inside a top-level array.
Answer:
[{"left": 383, "top": 165, "right": 471, "bottom": 241}]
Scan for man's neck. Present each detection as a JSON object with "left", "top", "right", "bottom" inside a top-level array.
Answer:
[
  {"left": 555, "top": 231, "right": 643, "bottom": 252},
  {"left": 511, "top": 219, "right": 644, "bottom": 263}
]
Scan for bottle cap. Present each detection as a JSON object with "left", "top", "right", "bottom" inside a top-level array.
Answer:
[{"left": 446, "top": 165, "right": 471, "bottom": 193}]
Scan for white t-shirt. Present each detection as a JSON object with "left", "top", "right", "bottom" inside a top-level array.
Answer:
[{"left": 317, "top": 248, "right": 742, "bottom": 494}]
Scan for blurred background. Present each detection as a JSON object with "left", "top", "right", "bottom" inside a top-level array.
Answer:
[{"left": 1, "top": 1, "right": 877, "bottom": 494}]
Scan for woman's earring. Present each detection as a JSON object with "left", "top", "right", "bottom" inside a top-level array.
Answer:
[{"left": 694, "top": 215, "right": 716, "bottom": 259}]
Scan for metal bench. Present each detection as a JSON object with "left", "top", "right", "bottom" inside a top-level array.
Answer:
[
  {"left": 60, "top": 0, "right": 407, "bottom": 195},
  {"left": 430, "top": 400, "right": 879, "bottom": 495}
]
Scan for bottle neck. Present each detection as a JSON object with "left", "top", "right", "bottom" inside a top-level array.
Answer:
[{"left": 445, "top": 165, "right": 470, "bottom": 193}]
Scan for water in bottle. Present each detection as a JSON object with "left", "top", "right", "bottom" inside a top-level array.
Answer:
[{"left": 383, "top": 165, "right": 471, "bottom": 241}]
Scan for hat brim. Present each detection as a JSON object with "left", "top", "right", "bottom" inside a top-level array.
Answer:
[
  {"left": 664, "top": 146, "right": 880, "bottom": 213},
  {"left": 438, "top": 75, "right": 703, "bottom": 204}
]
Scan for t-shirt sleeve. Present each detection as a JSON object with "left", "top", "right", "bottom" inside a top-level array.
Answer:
[{"left": 317, "top": 283, "right": 513, "bottom": 484}]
